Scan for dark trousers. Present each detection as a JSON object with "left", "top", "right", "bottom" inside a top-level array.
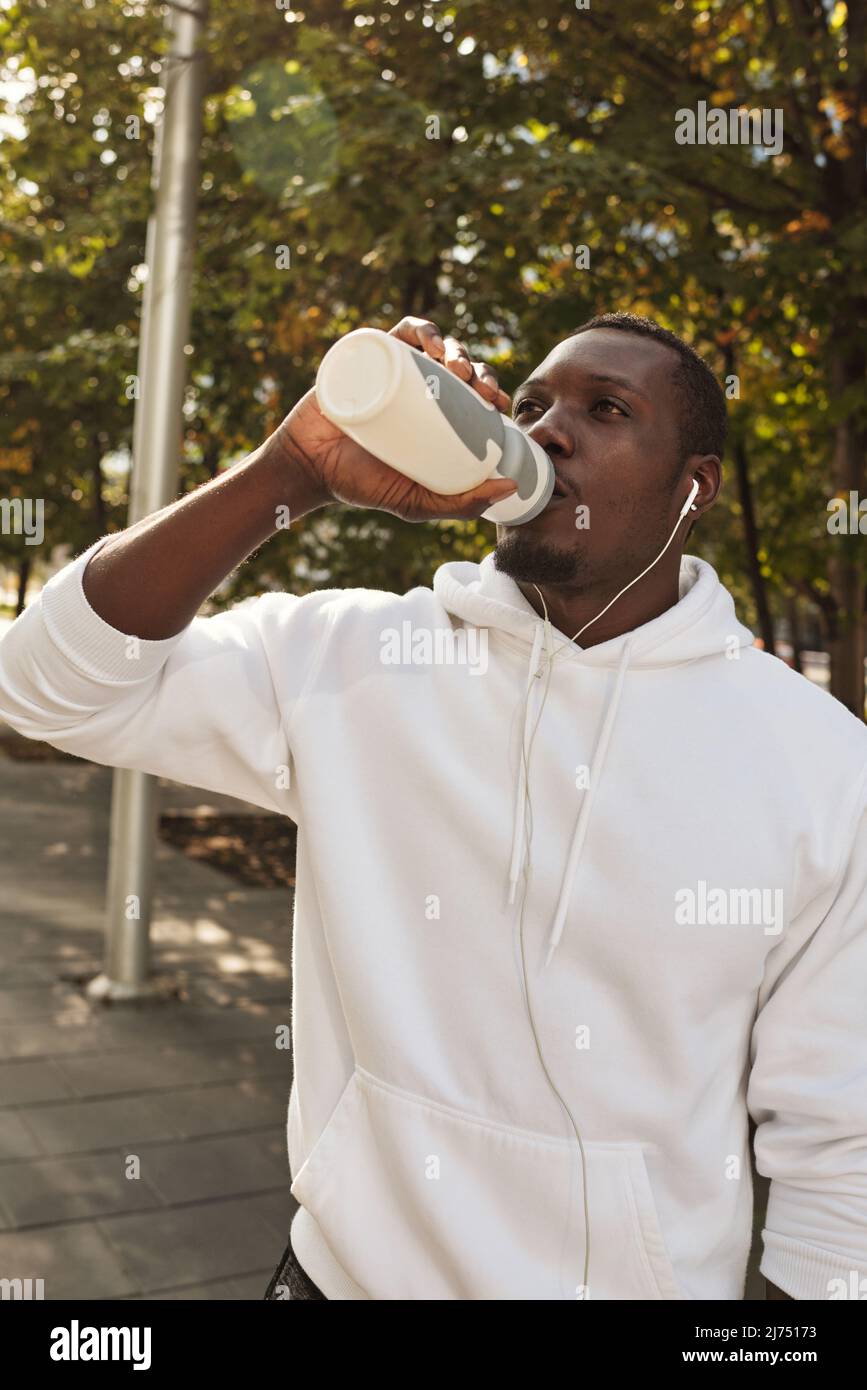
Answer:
[{"left": 264, "top": 1232, "right": 328, "bottom": 1300}]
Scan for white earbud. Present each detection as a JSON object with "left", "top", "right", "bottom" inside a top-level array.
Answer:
[{"left": 679, "top": 476, "right": 700, "bottom": 520}]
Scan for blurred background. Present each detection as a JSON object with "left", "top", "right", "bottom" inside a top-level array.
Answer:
[
  {"left": 2, "top": 0, "right": 866, "bottom": 703},
  {"left": 0, "top": 0, "right": 864, "bottom": 1301}
]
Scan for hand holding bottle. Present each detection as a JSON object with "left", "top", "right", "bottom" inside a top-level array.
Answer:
[{"left": 279, "top": 317, "right": 522, "bottom": 523}]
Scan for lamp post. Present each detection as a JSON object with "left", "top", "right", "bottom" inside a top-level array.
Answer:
[{"left": 88, "top": 0, "right": 208, "bottom": 1001}]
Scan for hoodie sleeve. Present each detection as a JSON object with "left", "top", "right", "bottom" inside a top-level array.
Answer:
[
  {"left": 0, "top": 536, "right": 328, "bottom": 819},
  {"left": 747, "top": 759, "right": 867, "bottom": 1300}
]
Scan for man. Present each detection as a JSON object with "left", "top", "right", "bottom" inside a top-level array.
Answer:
[{"left": 1, "top": 312, "right": 865, "bottom": 1301}]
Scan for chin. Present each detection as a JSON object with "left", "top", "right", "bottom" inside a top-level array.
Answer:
[{"left": 493, "top": 529, "right": 587, "bottom": 586}]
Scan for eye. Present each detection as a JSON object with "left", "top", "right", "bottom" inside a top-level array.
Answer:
[
  {"left": 513, "top": 399, "right": 541, "bottom": 419},
  {"left": 592, "top": 397, "right": 628, "bottom": 416}
]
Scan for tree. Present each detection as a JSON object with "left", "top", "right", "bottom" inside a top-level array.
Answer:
[{"left": 3, "top": 0, "right": 864, "bottom": 715}]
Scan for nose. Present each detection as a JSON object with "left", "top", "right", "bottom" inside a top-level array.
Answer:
[{"left": 526, "top": 412, "right": 573, "bottom": 460}]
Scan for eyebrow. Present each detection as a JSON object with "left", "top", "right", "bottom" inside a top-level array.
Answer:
[
  {"left": 513, "top": 376, "right": 548, "bottom": 399},
  {"left": 513, "top": 371, "right": 651, "bottom": 404}
]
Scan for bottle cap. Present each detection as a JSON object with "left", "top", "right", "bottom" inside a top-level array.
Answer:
[{"left": 316, "top": 328, "right": 404, "bottom": 425}]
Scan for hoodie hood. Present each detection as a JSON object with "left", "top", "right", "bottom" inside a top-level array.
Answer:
[
  {"left": 433, "top": 551, "right": 756, "bottom": 965},
  {"left": 433, "top": 550, "right": 755, "bottom": 669}
]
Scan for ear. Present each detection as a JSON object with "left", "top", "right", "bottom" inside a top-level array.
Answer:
[{"left": 684, "top": 455, "right": 722, "bottom": 516}]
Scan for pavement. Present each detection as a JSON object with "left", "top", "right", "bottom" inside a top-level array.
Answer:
[{"left": 0, "top": 732, "right": 296, "bottom": 1300}]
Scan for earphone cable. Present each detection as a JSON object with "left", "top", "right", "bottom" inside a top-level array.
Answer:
[{"left": 511, "top": 488, "right": 697, "bottom": 1299}]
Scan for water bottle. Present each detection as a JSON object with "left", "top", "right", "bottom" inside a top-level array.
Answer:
[{"left": 315, "top": 328, "right": 554, "bottom": 525}]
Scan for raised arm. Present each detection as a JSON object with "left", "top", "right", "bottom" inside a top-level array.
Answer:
[
  {"left": 0, "top": 318, "right": 517, "bottom": 809},
  {"left": 81, "top": 316, "right": 517, "bottom": 640},
  {"left": 80, "top": 427, "right": 330, "bottom": 640}
]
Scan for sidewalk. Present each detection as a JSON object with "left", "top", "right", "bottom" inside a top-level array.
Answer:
[{"left": 0, "top": 735, "right": 296, "bottom": 1300}]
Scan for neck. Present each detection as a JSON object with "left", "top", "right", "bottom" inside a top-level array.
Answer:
[{"left": 517, "top": 554, "right": 684, "bottom": 648}]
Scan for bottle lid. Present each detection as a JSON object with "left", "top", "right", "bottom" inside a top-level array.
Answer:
[{"left": 316, "top": 328, "right": 403, "bottom": 425}]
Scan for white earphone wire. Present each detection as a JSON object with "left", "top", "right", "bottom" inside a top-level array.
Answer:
[{"left": 512, "top": 478, "right": 699, "bottom": 1299}]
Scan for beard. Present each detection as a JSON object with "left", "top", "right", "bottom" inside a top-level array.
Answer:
[{"left": 493, "top": 529, "right": 592, "bottom": 587}]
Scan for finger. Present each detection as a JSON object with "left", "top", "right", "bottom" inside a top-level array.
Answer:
[
  {"left": 442, "top": 335, "right": 474, "bottom": 381},
  {"left": 388, "top": 316, "right": 445, "bottom": 361},
  {"left": 430, "top": 478, "right": 518, "bottom": 520},
  {"left": 470, "top": 361, "right": 503, "bottom": 404}
]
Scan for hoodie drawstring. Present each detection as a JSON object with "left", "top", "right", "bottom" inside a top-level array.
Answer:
[
  {"left": 544, "top": 636, "right": 634, "bottom": 967},
  {"left": 507, "top": 625, "right": 635, "bottom": 966},
  {"left": 507, "top": 622, "right": 546, "bottom": 905}
]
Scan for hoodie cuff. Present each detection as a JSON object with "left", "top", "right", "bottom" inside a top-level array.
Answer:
[
  {"left": 760, "top": 1229, "right": 867, "bottom": 1301},
  {"left": 39, "top": 535, "right": 186, "bottom": 684}
]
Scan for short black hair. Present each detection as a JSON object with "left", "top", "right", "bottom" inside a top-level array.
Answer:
[{"left": 569, "top": 312, "right": 727, "bottom": 466}]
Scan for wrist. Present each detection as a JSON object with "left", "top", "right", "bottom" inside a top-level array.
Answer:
[{"left": 263, "top": 417, "right": 331, "bottom": 518}]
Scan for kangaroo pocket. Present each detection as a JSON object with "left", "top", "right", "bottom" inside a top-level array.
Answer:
[{"left": 290, "top": 1067, "right": 685, "bottom": 1300}]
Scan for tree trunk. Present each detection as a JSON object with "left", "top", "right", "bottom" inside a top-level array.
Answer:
[
  {"left": 92, "top": 436, "right": 107, "bottom": 537},
  {"left": 15, "top": 554, "right": 31, "bottom": 616},
  {"left": 787, "top": 593, "right": 804, "bottom": 675},
  {"left": 404, "top": 262, "right": 440, "bottom": 319},
  {"left": 732, "top": 437, "right": 777, "bottom": 655},
  {"left": 826, "top": 350, "right": 865, "bottom": 718},
  {"left": 722, "top": 346, "right": 776, "bottom": 654}
]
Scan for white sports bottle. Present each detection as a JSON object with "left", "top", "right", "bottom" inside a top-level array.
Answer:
[{"left": 315, "top": 328, "right": 555, "bottom": 525}]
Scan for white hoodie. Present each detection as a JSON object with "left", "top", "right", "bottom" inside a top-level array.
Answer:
[{"left": 1, "top": 537, "right": 866, "bottom": 1302}]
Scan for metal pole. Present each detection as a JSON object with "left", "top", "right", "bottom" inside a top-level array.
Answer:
[{"left": 89, "top": 0, "right": 208, "bottom": 1001}]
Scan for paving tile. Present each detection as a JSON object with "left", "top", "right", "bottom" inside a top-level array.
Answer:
[
  {"left": 54, "top": 1047, "right": 221, "bottom": 1098},
  {"left": 0, "top": 1221, "right": 139, "bottom": 1299},
  {"left": 0, "top": 1110, "right": 41, "bottom": 1161},
  {"left": 0, "top": 1151, "right": 163, "bottom": 1226},
  {"left": 56, "top": 1040, "right": 291, "bottom": 1099},
  {"left": 229, "top": 1269, "right": 273, "bottom": 1299},
  {"left": 0, "top": 758, "right": 300, "bottom": 1297},
  {"left": 0, "top": 945, "right": 100, "bottom": 975},
  {"left": 96, "top": 1194, "right": 289, "bottom": 1290},
  {"left": 95, "top": 1004, "right": 289, "bottom": 1049},
  {"left": 0, "top": 962, "right": 57, "bottom": 985},
  {"left": 209, "top": 1040, "right": 292, "bottom": 1085},
  {"left": 21, "top": 1081, "right": 287, "bottom": 1157},
  {"left": 140, "top": 1132, "right": 288, "bottom": 1205},
  {"left": 151, "top": 1080, "right": 288, "bottom": 1139},
  {"left": 0, "top": 1060, "right": 75, "bottom": 1106},
  {"left": 0, "top": 986, "right": 86, "bottom": 1020},
  {"left": 246, "top": 1188, "right": 296, "bottom": 1243},
  {"left": 19, "top": 1093, "right": 183, "bottom": 1157},
  {"left": 0, "top": 1019, "right": 114, "bottom": 1062},
  {"left": 189, "top": 979, "right": 291, "bottom": 1006},
  {"left": 125, "top": 1273, "right": 270, "bottom": 1300}
]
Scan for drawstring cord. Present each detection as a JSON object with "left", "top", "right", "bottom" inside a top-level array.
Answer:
[
  {"left": 506, "top": 491, "right": 697, "bottom": 1300},
  {"left": 545, "top": 637, "right": 633, "bottom": 966}
]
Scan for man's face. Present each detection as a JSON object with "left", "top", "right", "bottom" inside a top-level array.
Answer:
[{"left": 494, "top": 328, "right": 690, "bottom": 594}]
